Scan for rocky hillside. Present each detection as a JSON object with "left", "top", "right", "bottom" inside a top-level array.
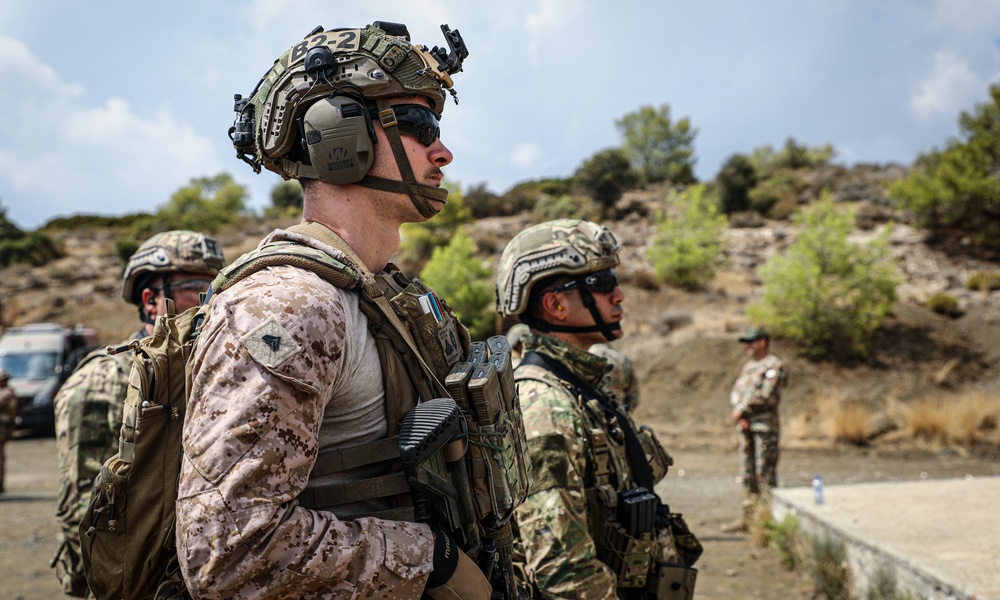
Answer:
[{"left": 3, "top": 164, "right": 999, "bottom": 453}]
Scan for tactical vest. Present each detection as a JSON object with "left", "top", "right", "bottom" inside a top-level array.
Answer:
[
  {"left": 214, "top": 222, "right": 470, "bottom": 520},
  {"left": 514, "top": 354, "right": 675, "bottom": 592}
]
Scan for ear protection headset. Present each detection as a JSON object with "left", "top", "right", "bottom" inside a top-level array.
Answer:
[{"left": 301, "top": 89, "right": 377, "bottom": 185}]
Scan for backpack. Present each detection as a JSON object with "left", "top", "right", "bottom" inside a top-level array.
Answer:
[{"left": 79, "top": 232, "right": 469, "bottom": 600}]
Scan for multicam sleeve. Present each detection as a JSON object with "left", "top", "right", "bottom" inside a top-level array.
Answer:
[
  {"left": 176, "top": 268, "right": 434, "bottom": 600},
  {"left": 514, "top": 379, "right": 617, "bottom": 599}
]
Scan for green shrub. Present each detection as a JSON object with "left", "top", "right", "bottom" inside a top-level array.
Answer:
[
  {"left": 927, "top": 293, "right": 960, "bottom": 317},
  {"left": 574, "top": 148, "right": 640, "bottom": 213},
  {"left": 0, "top": 230, "right": 62, "bottom": 267},
  {"left": 396, "top": 185, "right": 473, "bottom": 273},
  {"left": 418, "top": 228, "right": 496, "bottom": 340},
  {"left": 764, "top": 514, "right": 801, "bottom": 569},
  {"left": 41, "top": 212, "right": 154, "bottom": 231},
  {"left": 155, "top": 173, "right": 247, "bottom": 233},
  {"left": 966, "top": 271, "right": 1000, "bottom": 291},
  {"left": 717, "top": 153, "right": 758, "bottom": 214},
  {"left": 532, "top": 194, "right": 600, "bottom": 221},
  {"left": 809, "top": 534, "right": 851, "bottom": 600},
  {"left": 646, "top": 185, "right": 727, "bottom": 290},
  {"left": 747, "top": 194, "right": 900, "bottom": 359},
  {"left": 749, "top": 170, "right": 809, "bottom": 219}
]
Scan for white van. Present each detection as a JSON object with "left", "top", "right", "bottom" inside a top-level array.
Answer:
[{"left": 0, "top": 323, "right": 99, "bottom": 435}]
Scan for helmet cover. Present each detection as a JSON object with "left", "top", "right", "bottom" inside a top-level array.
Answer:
[
  {"left": 121, "top": 230, "right": 225, "bottom": 305},
  {"left": 233, "top": 23, "right": 466, "bottom": 181},
  {"left": 496, "top": 219, "right": 620, "bottom": 317}
]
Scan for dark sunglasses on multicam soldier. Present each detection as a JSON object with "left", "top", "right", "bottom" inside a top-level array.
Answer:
[
  {"left": 549, "top": 269, "right": 619, "bottom": 295},
  {"left": 389, "top": 103, "right": 441, "bottom": 147}
]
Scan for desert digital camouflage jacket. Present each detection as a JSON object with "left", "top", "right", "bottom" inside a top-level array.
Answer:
[
  {"left": 513, "top": 334, "right": 674, "bottom": 599},
  {"left": 729, "top": 353, "right": 787, "bottom": 432},
  {"left": 176, "top": 225, "right": 435, "bottom": 600}
]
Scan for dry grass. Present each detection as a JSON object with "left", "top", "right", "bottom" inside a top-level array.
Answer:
[
  {"left": 900, "top": 389, "right": 1000, "bottom": 446},
  {"left": 817, "top": 392, "right": 873, "bottom": 446}
]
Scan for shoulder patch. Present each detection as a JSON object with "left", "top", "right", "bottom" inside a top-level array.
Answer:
[
  {"left": 241, "top": 317, "right": 301, "bottom": 368},
  {"left": 764, "top": 368, "right": 778, "bottom": 379}
]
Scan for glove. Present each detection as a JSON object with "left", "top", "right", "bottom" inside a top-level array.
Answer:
[{"left": 425, "top": 529, "right": 492, "bottom": 600}]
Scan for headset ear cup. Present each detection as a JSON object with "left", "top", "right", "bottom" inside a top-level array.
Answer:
[{"left": 302, "top": 95, "right": 376, "bottom": 185}]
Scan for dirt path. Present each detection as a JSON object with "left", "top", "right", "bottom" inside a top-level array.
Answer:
[{"left": 3, "top": 438, "right": 1000, "bottom": 599}]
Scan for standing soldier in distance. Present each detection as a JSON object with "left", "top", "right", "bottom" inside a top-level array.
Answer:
[
  {"left": 589, "top": 342, "right": 641, "bottom": 413},
  {"left": 497, "top": 219, "right": 697, "bottom": 599},
  {"left": 0, "top": 369, "right": 19, "bottom": 494},
  {"left": 176, "top": 22, "right": 492, "bottom": 599},
  {"left": 50, "top": 231, "right": 224, "bottom": 597},
  {"left": 723, "top": 327, "right": 787, "bottom": 533}
]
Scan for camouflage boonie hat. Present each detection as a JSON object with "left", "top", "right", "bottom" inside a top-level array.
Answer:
[
  {"left": 234, "top": 23, "right": 466, "bottom": 180},
  {"left": 738, "top": 327, "right": 768, "bottom": 342},
  {"left": 121, "top": 231, "right": 225, "bottom": 305},
  {"left": 496, "top": 219, "right": 620, "bottom": 317}
]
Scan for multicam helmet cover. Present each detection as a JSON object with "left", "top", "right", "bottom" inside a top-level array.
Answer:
[
  {"left": 121, "top": 231, "right": 225, "bottom": 305},
  {"left": 231, "top": 22, "right": 467, "bottom": 181},
  {"left": 496, "top": 219, "right": 621, "bottom": 317}
]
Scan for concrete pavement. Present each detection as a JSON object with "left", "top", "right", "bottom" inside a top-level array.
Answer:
[{"left": 772, "top": 476, "right": 1000, "bottom": 600}]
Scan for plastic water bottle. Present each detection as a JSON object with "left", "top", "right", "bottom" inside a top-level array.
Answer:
[{"left": 812, "top": 475, "right": 825, "bottom": 505}]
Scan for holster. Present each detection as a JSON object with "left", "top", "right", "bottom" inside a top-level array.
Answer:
[{"left": 652, "top": 563, "right": 697, "bottom": 600}]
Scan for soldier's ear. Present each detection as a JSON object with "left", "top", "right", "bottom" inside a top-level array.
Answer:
[{"left": 540, "top": 292, "right": 566, "bottom": 322}]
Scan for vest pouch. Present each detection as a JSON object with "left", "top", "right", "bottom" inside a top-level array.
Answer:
[
  {"left": 638, "top": 424, "right": 673, "bottom": 484},
  {"left": 599, "top": 521, "right": 655, "bottom": 589},
  {"left": 387, "top": 277, "right": 466, "bottom": 379},
  {"left": 653, "top": 563, "right": 698, "bottom": 600}
]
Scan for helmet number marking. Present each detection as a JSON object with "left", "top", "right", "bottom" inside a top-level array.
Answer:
[{"left": 290, "top": 30, "right": 361, "bottom": 63}]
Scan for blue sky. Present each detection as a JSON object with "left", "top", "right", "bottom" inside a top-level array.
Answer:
[{"left": 1, "top": 0, "right": 999, "bottom": 230}]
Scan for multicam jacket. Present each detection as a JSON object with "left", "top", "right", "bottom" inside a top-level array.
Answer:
[
  {"left": 729, "top": 353, "right": 787, "bottom": 433},
  {"left": 176, "top": 225, "right": 436, "bottom": 600},
  {"left": 51, "top": 333, "right": 137, "bottom": 596},
  {"left": 513, "top": 334, "right": 674, "bottom": 599}
]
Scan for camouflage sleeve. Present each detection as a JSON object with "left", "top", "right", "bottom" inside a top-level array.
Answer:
[
  {"left": 176, "top": 267, "right": 434, "bottom": 600},
  {"left": 53, "top": 356, "right": 127, "bottom": 539},
  {"left": 745, "top": 357, "right": 785, "bottom": 413},
  {"left": 514, "top": 379, "right": 617, "bottom": 599}
]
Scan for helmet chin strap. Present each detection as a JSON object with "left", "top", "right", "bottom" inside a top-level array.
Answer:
[
  {"left": 356, "top": 98, "right": 449, "bottom": 219},
  {"left": 523, "top": 276, "right": 621, "bottom": 341}
]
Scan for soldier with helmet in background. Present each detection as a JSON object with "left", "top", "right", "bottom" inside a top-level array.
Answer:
[
  {"left": 51, "top": 230, "right": 224, "bottom": 597},
  {"left": 496, "top": 219, "right": 700, "bottom": 599},
  {"left": 175, "top": 21, "right": 496, "bottom": 600},
  {"left": 589, "top": 342, "right": 641, "bottom": 413},
  {"left": 0, "top": 368, "right": 20, "bottom": 494}
]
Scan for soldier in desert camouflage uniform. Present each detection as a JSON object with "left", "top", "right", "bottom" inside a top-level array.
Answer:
[
  {"left": 589, "top": 343, "right": 641, "bottom": 413},
  {"left": 50, "top": 230, "right": 223, "bottom": 597},
  {"left": 497, "top": 219, "right": 697, "bottom": 599},
  {"left": 175, "top": 22, "right": 491, "bottom": 600},
  {"left": 722, "top": 327, "right": 787, "bottom": 533},
  {"left": 0, "top": 369, "right": 19, "bottom": 493}
]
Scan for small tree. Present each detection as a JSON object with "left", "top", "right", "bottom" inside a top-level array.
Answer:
[
  {"left": 267, "top": 180, "right": 303, "bottom": 217},
  {"left": 747, "top": 195, "right": 900, "bottom": 359},
  {"left": 157, "top": 173, "right": 247, "bottom": 233},
  {"left": 574, "top": 148, "right": 640, "bottom": 213},
  {"left": 889, "top": 83, "right": 1000, "bottom": 246},
  {"left": 717, "top": 154, "right": 758, "bottom": 214},
  {"left": 616, "top": 104, "right": 697, "bottom": 184},
  {"left": 646, "top": 185, "right": 727, "bottom": 290},
  {"left": 419, "top": 228, "right": 495, "bottom": 340}
]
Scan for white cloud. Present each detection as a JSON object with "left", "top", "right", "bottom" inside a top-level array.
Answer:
[
  {"left": 509, "top": 142, "right": 544, "bottom": 169},
  {"left": 525, "top": 0, "right": 575, "bottom": 55},
  {"left": 910, "top": 51, "right": 981, "bottom": 119}
]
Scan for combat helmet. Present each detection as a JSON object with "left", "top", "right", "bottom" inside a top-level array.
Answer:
[
  {"left": 121, "top": 230, "right": 225, "bottom": 307},
  {"left": 496, "top": 219, "right": 621, "bottom": 340},
  {"left": 229, "top": 21, "right": 468, "bottom": 219}
]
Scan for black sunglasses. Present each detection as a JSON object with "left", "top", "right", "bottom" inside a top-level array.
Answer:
[
  {"left": 549, "top": 269, "right": 619, "bottom": 295},
  {"left": 389, "top": 103, "right": 441, "bottom": 147}
]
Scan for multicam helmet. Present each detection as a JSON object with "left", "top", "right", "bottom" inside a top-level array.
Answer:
[
  {"left": 230, "top": 22, "right": 468, "bottom": 218},
  {"left": 496, "top": 219, "right": 621, "bottom": 318},
  {"left": 121, "top": 231, "right": 225, "bottom": 305}
]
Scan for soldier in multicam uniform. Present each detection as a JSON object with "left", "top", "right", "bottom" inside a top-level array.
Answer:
[
  {"left": 0, "top": 368, "right": 19, "bottom": 493},
  {"left": 722, "top": 327, "right": 788, "bottom": 533},
  {"left": 175, "top": 22, "right": 491, "bottom": 600},
  {"left": 50, "top": 230, "right": 224, "bottom": 597},
  {"left": 497, "top": 219, "right": 697, "bottom": 599},
  {"left": 589, "top": 343, "right": 641, "bottom": 413}
]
